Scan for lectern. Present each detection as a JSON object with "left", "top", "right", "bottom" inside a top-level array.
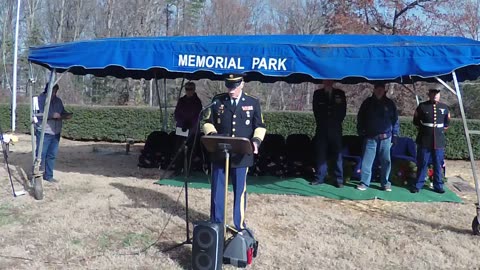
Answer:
[
  {"left": 190, "top": 136, "right": 253, "bottom": 270},
  {"left": 200, "top": 135, "right": 253, "bottom": 237}
]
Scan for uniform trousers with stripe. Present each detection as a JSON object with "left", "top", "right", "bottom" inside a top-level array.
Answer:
[
  {"left": 210, "top": 164, "right": 248, "bottom": 230},
  {"left": 415, "top": 147, "right": 444, "bottom": 191}
]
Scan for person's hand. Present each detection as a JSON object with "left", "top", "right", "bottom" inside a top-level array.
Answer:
[
  {"left": 252, "top": 141, "right": 259, "bottom": 154},
  {"left": 52, "top": 112, "right": 61, "bottom": 119}
]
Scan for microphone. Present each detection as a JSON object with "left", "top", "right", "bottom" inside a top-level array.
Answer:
[{"left": 202, "top": 100, "right": 218, "bottom": 110}]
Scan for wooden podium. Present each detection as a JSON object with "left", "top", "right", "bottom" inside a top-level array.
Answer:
[{"left": 201, "top": 135, "right": 253, "bottom": 238}]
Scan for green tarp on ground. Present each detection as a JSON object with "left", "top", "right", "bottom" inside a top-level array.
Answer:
[{"left": 155, "top": 173, "right": 462, "bottom": 203}]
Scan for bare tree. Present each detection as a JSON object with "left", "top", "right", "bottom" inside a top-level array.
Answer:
[
  {"left": 434, "top": 0, "right": 480, "bottom": 40},
  {"left": 1, "top": 0, "right": 14, "bottom": 94},
  {"left": 199, "top": 0, "right": 254, "bottom": 35},
  {"left": 269, "top": 0, "right": 334, "bottom": 34},
  {"left": 354, "top": 0, "right": 449, "bottom": 35}
]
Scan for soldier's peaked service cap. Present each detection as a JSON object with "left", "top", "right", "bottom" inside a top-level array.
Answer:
[{"left": 224, "top": 73, "right": 244, "bottom": 88}]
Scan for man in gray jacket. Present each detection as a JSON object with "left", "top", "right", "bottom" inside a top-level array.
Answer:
[{"left": 35, "top": 83, "right": 72, "bottom": 182}]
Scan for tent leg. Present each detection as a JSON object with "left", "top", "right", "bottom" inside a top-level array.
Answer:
[
  {"left": 435, "top": 77, "right": 457, "bottom": 95},
  {"left": 451, "top": 72, "right": 480, "bottom": 205},
  {"left": 32, "top": 69, "right": 57, "bottom": 200},
  {"left": 154, "top": 74, "right": 163, "bottom": 130},
  {"left": 399, "top": 81, "right": 420, "bottom": 105},
  {"left": 412, "top": 83, "right": 419, "bottom": 106},
  {"left": 177, "top": 77, "right": 186, "bottom": 100},
  {"left": 163, "top": 78, "right": 168, "bottom": 131},
  {"left": 28, "top": 62, "right": 36, "bottom": 170}
]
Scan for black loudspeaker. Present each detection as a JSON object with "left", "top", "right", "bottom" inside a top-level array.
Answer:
[{"left": 192, "top": 221, "right": 224, "bottom": 270}]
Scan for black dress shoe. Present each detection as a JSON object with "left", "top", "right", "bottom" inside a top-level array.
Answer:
[
  {"left": 410, "top": 188, "right": 419, "bottom": 193},
  {"left": 434, "top": 189, "right": 445, "bottom": 194},
  {"left": 335, "top": 183, "right": 344, "bottom": 188},
  {"left": 310, "top": 181, "right": 324, "bottom": 186}
]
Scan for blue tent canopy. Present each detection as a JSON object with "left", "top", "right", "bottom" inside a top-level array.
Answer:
[
  {"left": 27, "top": 34, "right": 480, "bottom": 228},
  {"left": 28, "top": 34, "right": 480, "bottom": 83}
]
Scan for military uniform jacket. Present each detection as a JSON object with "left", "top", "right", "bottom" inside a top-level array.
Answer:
[
  {"left": 312, "top": 88, "right": 346, "bottom": 134},
  {"left": 204, "top": 92, "right": 266, "bottom": 168},
  {"left": 414, "top": 101, "right": 450, "bottom": 149}
]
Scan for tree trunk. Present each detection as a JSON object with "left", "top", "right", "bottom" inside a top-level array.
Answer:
[
  {"left": 57, "top": 0, "right": 65, "bottom": 42},
  {"left": 2, "top": 1, "right": 14, "bottom": 93}
]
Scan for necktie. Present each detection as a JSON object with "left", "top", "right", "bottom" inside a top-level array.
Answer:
[{"left": 232, "top": 98, "right": 237, "bottom": 110}]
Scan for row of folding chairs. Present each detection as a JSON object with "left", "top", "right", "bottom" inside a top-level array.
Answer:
[
  {"left": 138, "top": 131, "right": 205, "bottom": 171},
  {"left": 137, "top": 131, "right": 316, "bottom": 177},
  {"left": 137, "top": 132, "right": 367, "bottom": 178},
  {"left": 137, "top": 131, "right": 442, "bottom": 181}
]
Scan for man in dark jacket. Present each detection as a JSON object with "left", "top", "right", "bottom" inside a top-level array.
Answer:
[
  {"left": 173, "top": 81, "right": 202, "bottom": 175},
  {"left": 311, "top": 80, "right": 347, "bottom": 188},
  {"left": 356, "top": 82, "right": 399, "bottom": 191},
  {"left": 411, "top": 88, "right": 450, "bottom": 193}
]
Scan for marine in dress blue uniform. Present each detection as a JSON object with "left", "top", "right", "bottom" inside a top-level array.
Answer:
[
  {"left": 411, "top": 88, "right": 450, "bottom": 193},
  {"left": 203, "top": 74, "right": 266, "bottom": 230},
  {"left": 311, "top": 80, "right": 347, "bottom": 187}
]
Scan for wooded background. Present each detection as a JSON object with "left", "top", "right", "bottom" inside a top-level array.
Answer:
[{"left": 1, "top": 0, "right": 480, "bottom": 118}]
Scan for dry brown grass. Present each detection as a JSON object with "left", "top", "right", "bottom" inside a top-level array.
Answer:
[{"left": 1, "top": 135, "right": 480, "bottom": 269}]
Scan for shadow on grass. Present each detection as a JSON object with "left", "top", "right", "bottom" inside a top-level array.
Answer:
[
  {"left": 110, "top": 182, "right": 209, "bottom": 220},
  {"left": 12, "top": 142, "right": 164, "bottom": 180},
  {"left": 343, "top": 199, "right": 473, "bottom": 235},
  {"left": 155, "top": 241, "right": 192, "bottom": 270},
  {"left": 110, "top": 182, "right": 210, "bottom": 268}
]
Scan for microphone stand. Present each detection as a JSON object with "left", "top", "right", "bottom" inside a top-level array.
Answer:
[
  {"left": 0, "top": 118, "right": 25, "bottom": 197},
  {"left": 162, "top": 138, "right": 193, "bottom": 252},
  {"left": 162, "top": 103, "right": 212, "bottom": 252}
]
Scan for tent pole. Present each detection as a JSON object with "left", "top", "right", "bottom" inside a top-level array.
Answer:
[
  {"left": 406, "top": 76, "right": 420, "bottom": 105},
  {"left": 412, "top": 83, "right": 420, "bottom": 106},
  {"left": 34, "top": 70, "right": 56, "bottom": 169},
  {"left": 451, "top": 72, "right": 480, "bottom": 207},
  {"left": 435, "top": 77, "right": 457, "bottom": 95},
  {"left": 149, "top": 80, "right": 153, "bottom": 107},
  {"left": 28, "top": 62, "right": 36, "bottom": 166},
  {"left": 32, "top": 69, "right": 56, "bottom": 199},
  {"left": 177, "top": 77, "right": 186, "bottom": 100},
  {"left": 163, "top": 78, "right": 168, "bottom": 131},
  {"left": 154, "top": 73, "right": 163, "bottom": 129},
  {"left": 399, "top": 83, "right": 420, "bottom": 105},
  {"left": 51, "top": 69, "right": 69, "bottom": 86}
]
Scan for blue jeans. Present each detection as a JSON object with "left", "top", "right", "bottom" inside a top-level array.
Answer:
[
  {"left": 35, "top": 131, "right": 61, "bottom": 180},
  {"left": 360, "top": 137, "right": 392, "bottom": 187}
]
